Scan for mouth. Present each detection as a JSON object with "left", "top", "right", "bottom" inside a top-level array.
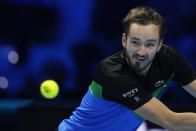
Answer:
[{"left": 135, "top": 56, "right": 146, "bottom": 62}]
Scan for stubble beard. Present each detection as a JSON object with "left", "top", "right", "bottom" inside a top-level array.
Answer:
[{"left": 125, "top": 51, "right": 152, "bottom": 75}]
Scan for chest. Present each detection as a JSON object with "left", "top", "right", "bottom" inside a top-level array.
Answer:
[{"left": 142, "top": 62, "right": 175, "bottom": 94}]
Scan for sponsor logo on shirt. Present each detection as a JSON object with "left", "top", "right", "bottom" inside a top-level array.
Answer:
[
  {"left": 155, "top": 80, "right": 164, "bottom": 87},
  {"left": 122, "top": 88, "right": 139, "bottom": 98},
  {"left": 133, "top": 96, "right": 140, "bottom": 102}
]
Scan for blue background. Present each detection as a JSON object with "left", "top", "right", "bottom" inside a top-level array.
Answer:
[
  {"left": 0, "top": 0, "right": 196, "bottom": 130},
  {"left": 0, "top": 0, "right": 196, "bottom": 101},
  {"left": 0, "top": 0, "right": 195, "bottom": 101}
]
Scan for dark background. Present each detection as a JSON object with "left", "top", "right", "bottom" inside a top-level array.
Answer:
[{"left": 0, "top": 0, "right": 196, "bottom": 130}]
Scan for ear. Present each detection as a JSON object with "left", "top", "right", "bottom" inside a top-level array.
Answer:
[
  {"left": 122, "top": 33, "right": 127, "bottom": 48},
  {"left": 157, "top": 39, "right": 163, "bottom": 52}
]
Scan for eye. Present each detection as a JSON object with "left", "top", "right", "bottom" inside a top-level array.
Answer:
[
  {"left": 131, "top": 41, "right": 140, "bottom": 46},
  {"left": 146, "top": 43, "right": 155, "bottom": 47}
]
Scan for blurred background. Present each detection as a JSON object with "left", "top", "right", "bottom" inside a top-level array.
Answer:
[{"left": 0, "top": 0, "right": 196, "bottom": 130}]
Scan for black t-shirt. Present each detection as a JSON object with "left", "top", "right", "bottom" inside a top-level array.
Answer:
[{"left": 93, "top": 44, "right": 196, "bottom": 110}]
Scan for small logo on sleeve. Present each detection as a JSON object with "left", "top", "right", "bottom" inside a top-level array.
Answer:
[
  {"left": 122, "top": 88, "right": 139, "bottom": 98},
  {"left": 134, "top": 96, "right": 140, "bottom": 102}
]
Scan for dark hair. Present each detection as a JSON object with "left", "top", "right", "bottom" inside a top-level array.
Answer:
[{"left": 122, "top": 6, "right": 166, "bottom": 40}]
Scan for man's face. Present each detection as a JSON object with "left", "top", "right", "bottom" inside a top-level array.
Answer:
[{"left": 122, "top": 23, "right": 162, "bottom": 74}]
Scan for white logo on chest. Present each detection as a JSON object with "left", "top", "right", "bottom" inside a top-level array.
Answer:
[{"left": 155, "top": 80, "right": 164, "bottom": 87}]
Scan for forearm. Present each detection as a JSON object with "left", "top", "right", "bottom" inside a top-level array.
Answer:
[
  {"left": 135, "top": 97, "right": 196, "bottom": 131},
  {"left": 171, "top": 112, "right": 196, "bottom": 131}
]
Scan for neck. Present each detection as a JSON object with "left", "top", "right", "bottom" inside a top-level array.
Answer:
[
  {"left": 137, "top": 63, "right": 152, "bottom": 76},
  {"left": 125, "top": 57, "right": 152, "bottom": 76}
]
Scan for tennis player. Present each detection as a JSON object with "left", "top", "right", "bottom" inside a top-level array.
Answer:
[{"left": 59, "top": 6, "right": 196, "bottom": 131}]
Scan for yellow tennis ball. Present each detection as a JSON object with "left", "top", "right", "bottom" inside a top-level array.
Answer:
[{"left": 40, "top": 80, "right": 59, "bottom": 99}]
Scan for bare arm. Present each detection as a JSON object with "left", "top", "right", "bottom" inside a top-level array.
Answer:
[
  {"left": 135, "top": 97, "right": 196, "bottom": 131},
  {"left": 183, "top": 79, "right": 196, "bottom": 98}
]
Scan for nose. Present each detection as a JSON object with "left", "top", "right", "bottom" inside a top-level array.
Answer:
[{"left": 137, "top": 45, "right": 146, "bottom": 56}]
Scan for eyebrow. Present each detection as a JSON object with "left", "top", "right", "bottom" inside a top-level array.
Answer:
[
  {"left": 131, "top": 37, "right": 141, "bottom": 41},
  {"left": 146, "top": 39, "right": 156, "bottom": 42},
  {"left": 131, "top": 37, "right": 156, "bottom": 42}
]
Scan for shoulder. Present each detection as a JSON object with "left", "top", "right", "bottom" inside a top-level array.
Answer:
[
  {"left": 158, "top": 44, "right": 178, "bottom": 58},
  {"left": 96, "top": 50, "right": 141, "bottom": 89},
  {"left": 158, "top": 44, "right": 196, "bottom": 86},
  {"left": 94, "top": 50, "right": 125, "bottom": 85},
  {"left": 94, "top": 50, "right": 140, "bottom": 87},
  {"left": 99, "top": 50, "right": 125, "bottom": 75},
  {"left": 158, "top": 44, "right": 185, "bottom": 60},
  {"left": 156, "top": 44, "right": 183, "bottom": 66}
]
